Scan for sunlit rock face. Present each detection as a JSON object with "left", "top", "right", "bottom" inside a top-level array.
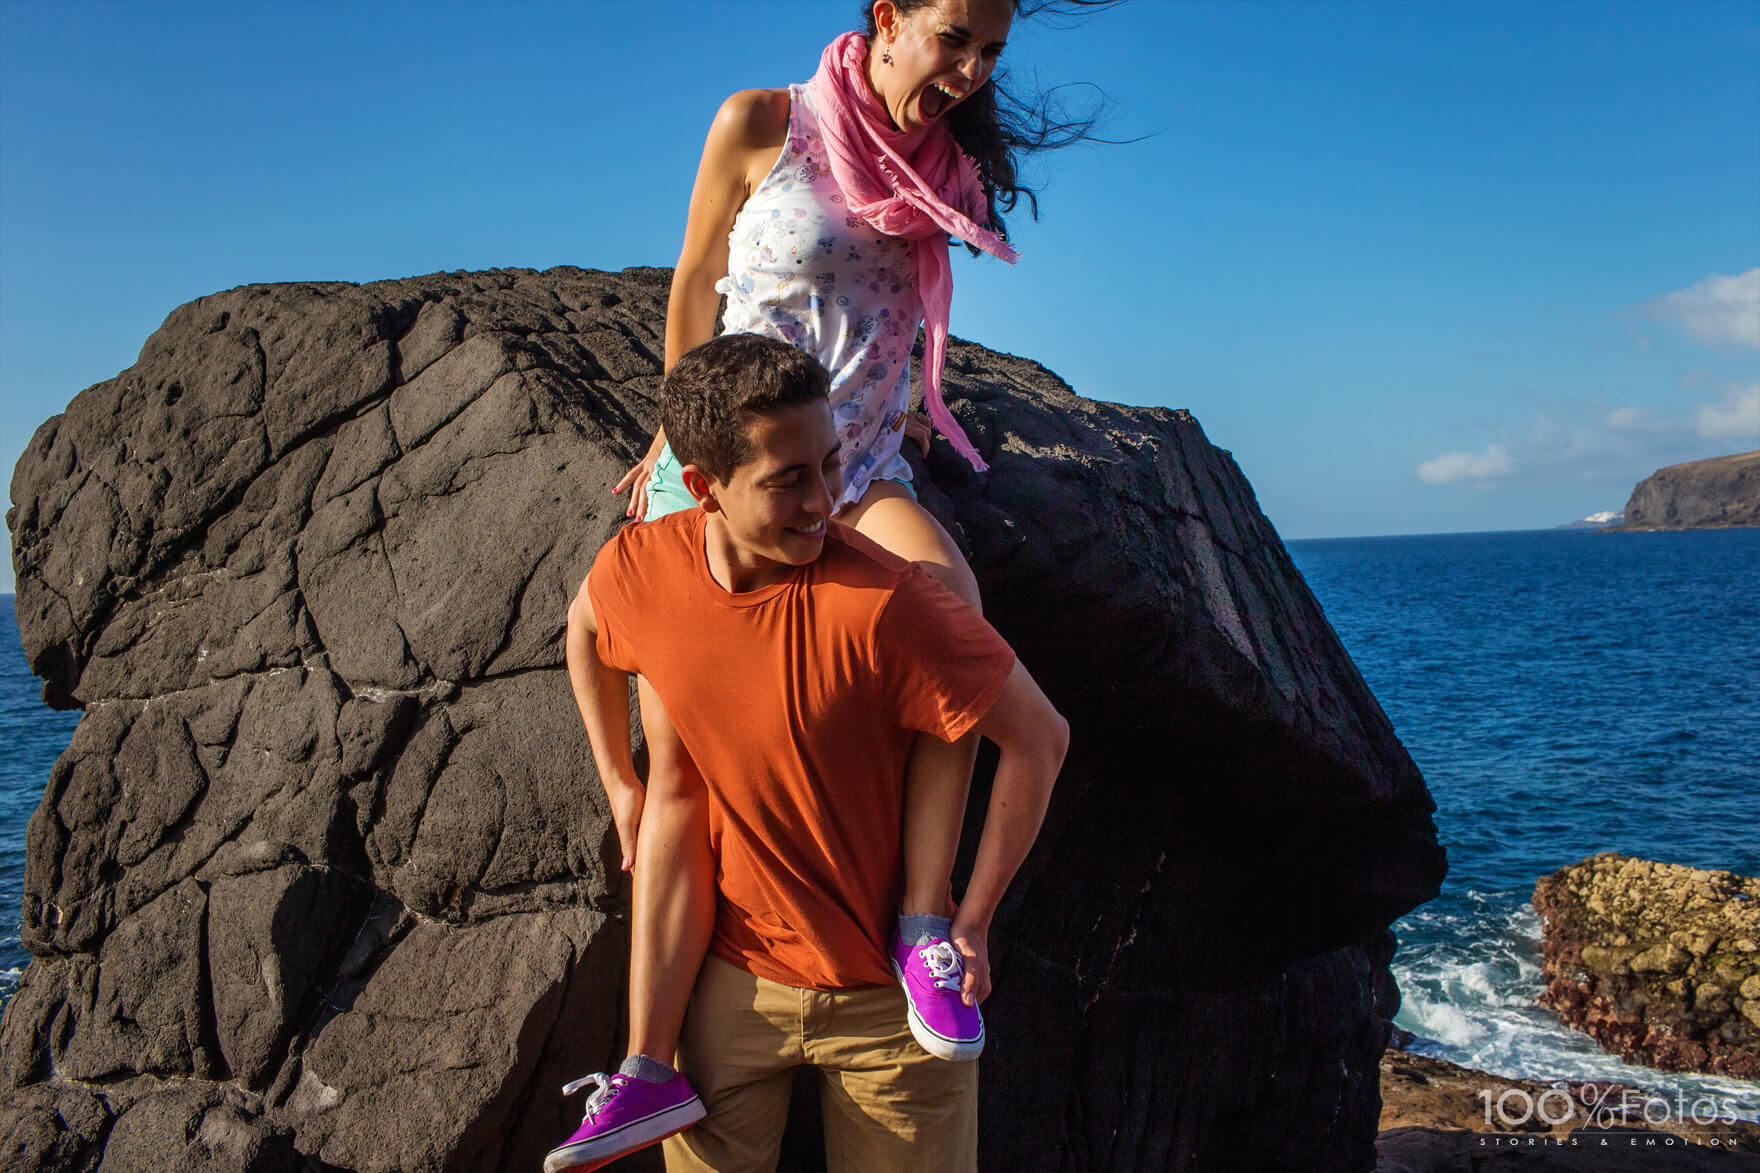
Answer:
[{"left": 1617, "top": 451, "right": 1760, "bottom": 531}]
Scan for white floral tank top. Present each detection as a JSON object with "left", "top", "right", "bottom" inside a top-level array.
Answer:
[{"left": 715, "top": 82, "right": 922, "bottom": 510}]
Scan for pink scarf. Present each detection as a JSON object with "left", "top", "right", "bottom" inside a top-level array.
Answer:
[{"left": 808, "top": 30, "right": 1019, "bottom": 473}]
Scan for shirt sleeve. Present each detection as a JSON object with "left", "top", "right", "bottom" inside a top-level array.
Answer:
[
  {"left": 585, "top": 533, "right": 639, "bottom": 676},
  {"left": 874, "top": 566, "right": 1017, "bottom": 743}
]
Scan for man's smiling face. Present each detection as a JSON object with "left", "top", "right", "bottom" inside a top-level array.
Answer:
[{"left": 697, "top": 399, "right": 843, "bottom": 583}]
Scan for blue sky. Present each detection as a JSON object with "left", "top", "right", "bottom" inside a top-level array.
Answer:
[{"left": 3, "top": 0, "right": 1757, "bottom": 593}]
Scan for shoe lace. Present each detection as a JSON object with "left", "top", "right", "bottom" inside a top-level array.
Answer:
[
  {"left": 917, "top": 940, "right": 964, "bottom": 992},
  {"left": 560, "top": 1072, "right": 622, "bottom": 1121}
]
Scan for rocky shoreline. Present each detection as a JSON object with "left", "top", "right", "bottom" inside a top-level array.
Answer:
[
  {"left": 1534, "top": 854, "right": 1760, "bottom": 1080},
  {"left": 1375, "top": 850, "right": 1760, "bottom": 1170},
  {"left": 1377, "top": 1045, "right": 1760, "bottom": 1171}
]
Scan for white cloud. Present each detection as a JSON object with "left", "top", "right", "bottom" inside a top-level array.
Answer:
[
  {"left": 1642, "top": 268, "right": 1760, "bottom": 349},
  {"left": 1605, "top": 406, "right": 1656, "bottom": 431},
  {"left": 1695, "top": 382, "right": 1760, "bottom": 440},
  {"left": 1417, "top": 444, "right": 1513, "bottom": 485},
  {"left": 1418, "top": 384, "right": 1757, "bottom": 495}
]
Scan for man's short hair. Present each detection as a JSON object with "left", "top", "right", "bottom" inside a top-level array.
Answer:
[{"left": 660, "top": 335, "right": 831, "bottom": 482}]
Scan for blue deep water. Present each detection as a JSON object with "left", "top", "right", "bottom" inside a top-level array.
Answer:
[
  {"left": 0, "top": 599, "right": 81, "bottom": 1003},
  {"left": 0, "top": 527, "right": 1755, "bottom": 1109},
  {"left": 1289, "top": 527, "right": 1760, "bottom": 1116}
]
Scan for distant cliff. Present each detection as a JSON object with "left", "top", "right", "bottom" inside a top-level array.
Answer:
[{"left": 1616, "top": 450, "right": 1760, "bottom": 530}]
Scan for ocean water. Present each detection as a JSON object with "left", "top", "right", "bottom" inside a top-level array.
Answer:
[
  {"left": 0, "top": 601, "right": 81, "bottom": 1003},
  {"left": 1, "top": 528, "right": 1756, "bottom": 1109},
  {"left": 1288, "top": 527, "right": 1760, "bottom": 1118}
]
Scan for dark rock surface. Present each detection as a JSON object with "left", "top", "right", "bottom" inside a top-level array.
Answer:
[
  {"left": 1534, "top": 853, "right": 1760, "bottom": 1080},
  {"left": 1615, "top": 450, "right": 1760, "bottom": 531},
  {"left": 4, "top": 266, "right": 1445, "bottom": 1171}
]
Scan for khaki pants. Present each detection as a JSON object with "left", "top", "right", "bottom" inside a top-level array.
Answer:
[{"left": 662, "top": 955, "right": 978, "bottom": 1173}]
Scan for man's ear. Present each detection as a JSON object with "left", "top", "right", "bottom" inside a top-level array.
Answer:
[{"left": 681, "top": 465, "right": 720, "bottom": 513}]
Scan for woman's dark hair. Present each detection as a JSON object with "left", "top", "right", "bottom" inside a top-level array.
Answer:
[{"left": 861, "top": 0, "right": 1119, "bottom": 250}]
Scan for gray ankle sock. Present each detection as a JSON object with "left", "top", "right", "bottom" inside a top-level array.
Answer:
[
  {"left": 898, "top": 911, "right": 953, "bottom": 947},
  {"left": 618, "top": 1054, "right": 677, "bottom": 1084}
]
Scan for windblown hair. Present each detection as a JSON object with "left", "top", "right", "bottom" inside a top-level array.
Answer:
[
  {"left": 660, "top": 334, "right": 831, "bottom": 482},
  {"left": 861, "top": 0, "right": 1119, "bottom": 249}
]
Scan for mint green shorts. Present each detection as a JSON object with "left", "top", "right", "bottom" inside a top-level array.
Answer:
[{"left": 644, "top": 443, "right": 699, "bottom": 520}]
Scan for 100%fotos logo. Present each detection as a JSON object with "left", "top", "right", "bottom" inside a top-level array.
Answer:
[{"left": 1479, "top": 1084, "right": 1741, "bottom": 1128}]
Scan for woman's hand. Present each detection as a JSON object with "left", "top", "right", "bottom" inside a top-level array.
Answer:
[
  {"left": 903, "top": 410, "right": 932, "bottom": 457},
  {"left": 613, "top": 430, "right": 668, "bottom": 520}
]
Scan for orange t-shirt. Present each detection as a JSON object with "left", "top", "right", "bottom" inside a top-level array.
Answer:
[{"left": 587, "top": 508, "right": 1015, "bottom": 990}]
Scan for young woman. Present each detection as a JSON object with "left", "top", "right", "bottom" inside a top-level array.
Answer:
[{"left": 548, "top": 3, "right": 1106, "bottom": 1168}]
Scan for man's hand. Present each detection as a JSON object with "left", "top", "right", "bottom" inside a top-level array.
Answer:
[
  {"left": 950, "top": 916, "right": 992, "bottom": 1006},
  {"left": 605, "top": 774, "right": 646, "bottom": 872}
]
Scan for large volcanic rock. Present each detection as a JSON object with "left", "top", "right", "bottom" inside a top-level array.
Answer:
[
  {"left": 2, "top": 266, "right": 1444, "bottom": 1172},
  {"left": 1616, "top": 451, "right": 1760, "bottom": 531},
  {"left": 1535, "top": 854, "right": 1760, "bottom": 1080}
]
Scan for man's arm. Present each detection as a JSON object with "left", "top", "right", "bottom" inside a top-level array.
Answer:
[
  {"left": 951, "top": 660, "right": 1070, "bottom": 1002},
  {"left": 565, "top": 570, "right": 646, "bottom": 871}
]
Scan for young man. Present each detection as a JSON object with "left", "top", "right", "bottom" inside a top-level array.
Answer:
[{"left": 555, "top": 334, "right": 1068, "bottom": 1173}]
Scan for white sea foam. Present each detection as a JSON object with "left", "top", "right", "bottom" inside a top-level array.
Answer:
[
  {"left": 1400, "top": 993, "right": 1486, "bottom": 1047},
  {"left": 1392, "top": 894, "right": 1760, "bottom": 1122}
]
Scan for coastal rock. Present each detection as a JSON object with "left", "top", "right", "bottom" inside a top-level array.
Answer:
[
  {"left": 4, "top": 266, "right": 1445, "bottom": 1171},
  {"left": 1534, "top": 853, "right": 1760, "bottom": 1079},
  {"left": 1615, "top": 450, "right": 1760, "bottom": 531}
]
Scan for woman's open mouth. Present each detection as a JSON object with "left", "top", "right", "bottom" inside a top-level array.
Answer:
[{"left": 919, "top": 82, "right": 963, "bottom": 122}]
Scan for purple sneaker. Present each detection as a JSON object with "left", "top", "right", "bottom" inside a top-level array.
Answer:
[
  {"left": 542, "top": 1070, "right": 705, "bottom": 1173},
  {"left": 890, "top": 932, "right": 985, "bottom": 1061}
]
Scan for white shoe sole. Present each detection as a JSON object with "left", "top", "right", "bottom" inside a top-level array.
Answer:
[
  {"left": 542, "top": 1095, "right": 706, "bottom": 1173},
  {"left": 893, "top": 961, "right": 985, "bottom": 1062}
]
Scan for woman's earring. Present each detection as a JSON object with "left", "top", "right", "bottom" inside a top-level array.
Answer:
[{"left": 881, "top": 46, "right": 894, "bottom": 65}]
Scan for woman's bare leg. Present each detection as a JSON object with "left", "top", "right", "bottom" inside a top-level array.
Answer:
[
  {"left": 837, "top": 481, "right": 982, "bottom": 917},
  {"left": 626, "top": 677, "right": 715, "bottom": 1061}
]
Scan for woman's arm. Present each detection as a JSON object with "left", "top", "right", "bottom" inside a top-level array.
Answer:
[
  {"left": 666, "top": 89, "right": 791, "bottom": 369},
  {"left": 615, "top": 88, "right": 792, "bottom": 519}
]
